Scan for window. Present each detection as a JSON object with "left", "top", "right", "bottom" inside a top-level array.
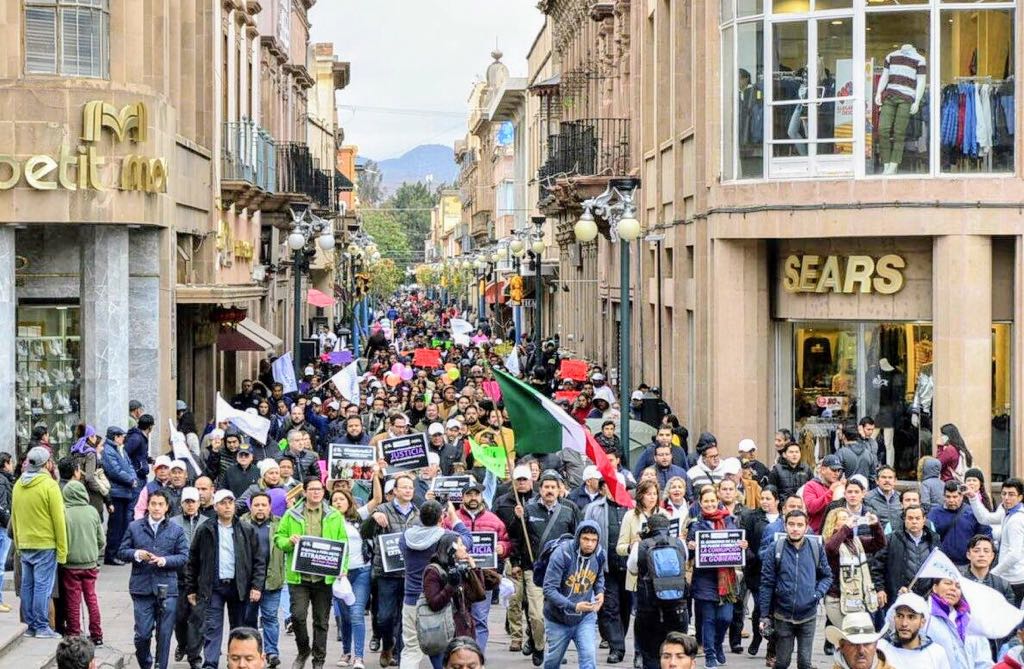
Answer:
[
  {"left": 720, "top": 0, "right": 1016, "bottom": 180},
  {"left": 25, "top": 0, "right": 110, "bottom": 79}
]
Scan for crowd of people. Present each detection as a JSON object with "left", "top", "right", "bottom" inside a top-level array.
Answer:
[{"left": 7, "top": 289, "right": 1024, "bottom": 669}]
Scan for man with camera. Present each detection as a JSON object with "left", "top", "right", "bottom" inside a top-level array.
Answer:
[{"left": 118, "top": 489, "right": 189, "bottom": 669}]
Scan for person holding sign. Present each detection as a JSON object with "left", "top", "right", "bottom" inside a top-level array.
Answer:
[
  {"left": 687, "top": 487, "right": 748, "bottom": 668},
  {"left": 275, "top": 477, "right": 352, "bottom": 669}
]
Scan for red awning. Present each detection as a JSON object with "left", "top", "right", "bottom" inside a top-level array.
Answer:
[
  {"left": 485, "top": 281, "right": 506, "bottom": 305},
  {"left": 217, "top": 327, "right": 267, "bottom": 352},
  {"left": 307, "top": 288, "right": 336, "bottom": 308}
]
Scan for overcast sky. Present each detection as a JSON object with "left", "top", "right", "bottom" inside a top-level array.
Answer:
[{"left": 308, "top": 1, "right": 543, "bottom": 161}]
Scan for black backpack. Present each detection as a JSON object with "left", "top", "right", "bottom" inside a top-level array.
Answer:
[{"left": 532, "top": 533, "right": 574, "bottom": 587}]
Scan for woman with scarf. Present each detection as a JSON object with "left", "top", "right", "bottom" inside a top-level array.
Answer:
[
  {"left": 822, "top": 507, "right": 886, "bottom": 655},
  {"left": 70, "top": 424, "right": 110, "bottom": 518},
  {"left": 687, "top": 486, "right": 748, "bottom": 668},
  {"left": 924, "top": 578, "right": 993, "bottom": 669}
]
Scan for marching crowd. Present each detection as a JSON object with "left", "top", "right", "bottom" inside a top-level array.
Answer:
[{"left": 7, "top": 289, "right": 1024, "bottom": 669}]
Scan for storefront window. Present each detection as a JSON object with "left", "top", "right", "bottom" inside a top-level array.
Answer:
[
  {"left": 722, "top": 3, "right": 765, "bottom": 180},
  {"left": 992, "top": 323, "right": 1012, "bottom": 480},
  {"left": 16, "top": 305, "right": 81, "bottom": 458}
]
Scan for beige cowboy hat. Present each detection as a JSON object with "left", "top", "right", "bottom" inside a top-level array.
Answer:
[{"left": 825, "top": 612, "right": 887, "bottom": 647}]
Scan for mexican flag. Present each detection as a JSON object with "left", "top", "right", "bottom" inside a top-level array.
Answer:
[{"left": 492, "top": 368, "right": 634, "bottom": 509}]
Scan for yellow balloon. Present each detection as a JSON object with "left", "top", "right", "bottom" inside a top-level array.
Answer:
[{"left": 447, "top": 368, "right": 460, "bottom": 381}]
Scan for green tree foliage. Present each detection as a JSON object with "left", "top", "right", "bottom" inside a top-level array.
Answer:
[
  {"left": 368, "top": 258, "right": 403, "bottom": 301},
  {"left": 362, "top": 210, "right": 409, "bottom": 261},
  {"left": 388, "top": 182, "right": 436, "bottom": 258},
  {"left": 358, "top": 159, "right": 385, "bottom": 207}
]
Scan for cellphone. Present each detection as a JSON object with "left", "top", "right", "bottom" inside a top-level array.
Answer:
[{"left": 959, "top": 484, "right": 968, "bottom": 493}]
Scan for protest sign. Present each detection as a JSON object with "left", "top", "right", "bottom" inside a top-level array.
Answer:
[
  {"left": 640, "top": 517, "right": 681, "bottom": 538},
  {"left": 413, "top": 348, "right": 442, "bottom": 368},
  {"left": 554, "top": 390, "right": 580, "bottom": 404},
  {"left": 328, "top": 443, "right": 376, "bottom": 481},
  {"left": 381, "top": 433, "right": 430, "bottom": 473},
  {"left": 292, "top": 536, "right": 347, "bottom": 577},
  {"left": 430, "top": 475, "right": 475, "bottom": 504},
  {"left": 469, "top": 531, "right": 498, "bottom": 570},
  {"left": 379, "top": 532, "right": 406, "bottom": 573},
  {"left": 559, "top": 359, "right": 588, "bottom": 381},
  {"left": 694, "top": 530, "right": 745, "bottom": 568}
]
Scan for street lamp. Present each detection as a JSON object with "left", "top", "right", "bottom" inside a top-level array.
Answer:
[
  {"left": 288, "top": 202, "right": 335, "bottom": 377},
  {"left": 572, "top": 178, "right": 642, "bottom": 468},
  {"left": 530, "top": 216, "right": 546, "bottom": 352}
]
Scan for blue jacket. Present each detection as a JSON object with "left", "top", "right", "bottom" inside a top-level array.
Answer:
[
  {"left": 654, "top": 464, "right": 689, "bottom": 493},
  {"left": 399, "top": 521, "right": 473, "bottom": 606},
  {"left": 101, "top": 440, "right": 137, "bottom": 500},
  {"left": 118, "top": 516, "right": 189, "bottom": 597},
  {"left": 758, "top": 535, "right": 832, "bottom": 623},
  {"left": 631, "top": 442, "right": 688, "bottom": 479},
  {"left": 688, "top": 515, "right": 743, "bottom": 601},
  {"left": 543, "top": 519, "right": 606, "bottom": 627},
  {"left": 123, "top": 427, "right": 150, "bottom": 480},
  {"left": 928, "top": 503, "right": 992, "bottom": 566}
]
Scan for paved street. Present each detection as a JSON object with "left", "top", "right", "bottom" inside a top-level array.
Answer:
[{"left": 1, "top": 567, "right": 835, "bottom": 669}]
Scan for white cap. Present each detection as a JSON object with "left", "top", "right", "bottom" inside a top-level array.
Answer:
[
  {"left": 304, "top": 366, "right": 315, "bottom": 376},
  {"left": 513, "top": 465, "right": 532, "bottom": 480},
  {"left": 849, "top": 474, "right": 869, "bottom": 490},
  {"left": 889, "top": 592, "right": 929, "bottom": 618},
  {"left": 153, "top": 455, "right": 173, "bottom": 470},
  {"left": 445, "top": 419, "right": 461, "bottom": 430},
  {"left": 327, "top": 400, "right": 340, "bottom": 410},
  {"left": 720, "top": 457, "right": 742, "bottom": 476},
  {"left": 180, "top": 487, "right": 199, "bottom": 503},
  {"left": 209, "top": 429, "right": 225, "bottom": 439},
  {"left": 428, "top": 423, "right": 444, "bottom": 436},
  {"left": 738, "top": 439, "right": 757, "bottom": 453},
  {"left": 259, "top": 459, "right": 280, "bottom": 477},
  {"left": 631, "top": 390, "right": 645, "bottom": 401},
  {"left": 213, "top": 489, "right": 235, "bottom": 504},
  {"left": 311, "top": 396, "right": 322, "bottom": 405},
  {"left": 169, "top": 460, "right": 188, "bottom": 472},
  {"left": 426, "top": 452, "right": 440, "bottom": 467},
  {"left": 384, "top": 479, "right": 396, "bottom": 495},
  {"left": 583, "top": 465, "right": 601, "bottom": 481}
]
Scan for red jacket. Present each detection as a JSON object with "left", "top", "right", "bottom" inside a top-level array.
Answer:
[
  {"left": 446, "top": 508, "right": 512, "bottom": 561},
  {"left": 936, "top": 444, "right": 960, "bottom": 482},
  {"left": 802, "top": 478, "right": 835, "bottom": 533}
]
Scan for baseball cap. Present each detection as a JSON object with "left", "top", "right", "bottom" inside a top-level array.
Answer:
[
  {"left": 426, "top": 452, "right": 440, "bottom": 467},
  {"left": 591, "top": 372, "right": 605, "bottom": 382},
  {"left": 539, "top": 469, "right": 563, "bottom": 485},
  {"left": 153, "top": 455, "right": 173, "bottom": 470},
  {"left": 428, "top": 423, "right": 444, "bottom": 436},
  {"left": 513, "top": 465, "right": 532, "bottom": 480},
  {"left": 631, "top": 390, "right": 644, "bottom": 401},
  {"left": 888, "top": 592, "right": 929, "bottom": 618},
  {"left": 737, "top": 439, "right": 757, "bottom": 453},
  {"left": 821, "top": 454, "right": 843, "bottom": 470},
  {"left": 304, "top": 366, "right": 315, "bottom": 376},
  {"left": 384, "top": 479, "right": 396, "bottom": 495},
  {"left": 311, "top": 396, "right": 322, "bottom": 406},
  {"left": 209, "top": 428, "right": 225, "bottom": 439},
  {"left": 180, "top": 487, "right": 199, "bottom": 503},
  {"left": 848, "top": 474, "right": 869, "bottom": 490},
  {"left": 175, "top": 400, "right": 188, "bottom": 412},
  {"left": 169, "top": 460, "right": 188, "bottom": 472},
  {"left": 445, "top": 419, "right": 461, "bottom": 430},
  {"left": 720, "top": 457, "right": 742, "bottom": 476},
  {"left": 236, "top": 444, "right": 253, "bottom": 455},
  {"left": 464, "top": 482, "right": 484, "bottom": 494},
  {"left": 128, "top": 400, "right": 143, "bottom": 412},
  {"left": 26, "top": 446, "right": 50, "bottom": 468},
  {"left": 213, "top": 489, "right": 235, "bottom": 505},
  {"left": 327, "top": 400, "right": 340, "bottom": 411},
  {"left": 583, "top": 465, "right": 601, "bottom": 482}
]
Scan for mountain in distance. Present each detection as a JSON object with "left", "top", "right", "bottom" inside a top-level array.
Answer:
[{"left": 370, "top": 144, "right": 458, "bottom": 192}]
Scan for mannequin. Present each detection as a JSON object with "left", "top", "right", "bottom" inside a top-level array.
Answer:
[
  {"left": 911, "top": 361, "right": 933, "bottom": 455},
  {"left": 870, "top": 357, "right": 905, "bottom": 466},
  {"left": 875, "top": 44, "right": 927, "bottom": 174}
]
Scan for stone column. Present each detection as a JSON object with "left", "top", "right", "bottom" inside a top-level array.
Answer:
[
  {"left": 0, "top": 228, "right": 15, "bottom": 454},
  {"left": 933, "top": 235, "right": 993, "bottom": 474},
  {"left": 129, "top": 228, "right": 162, "bottom": 436},
  {"left": 80, "top": 226, "right": 130, "bottom": 432}
]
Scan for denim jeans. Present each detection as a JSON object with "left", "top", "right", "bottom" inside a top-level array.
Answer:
[
  {"left": 697, "top": 599, "right": 734, "bottom": 666},
  {"left": 280, "top": 581, "right": 291, "bottom": 621},
  {"left": 774, "top": 617, "right": 817, "bottom": 669},
  {"left": 133, "top": 593, "right": 178, "bottom": 669},
  {"left": 257, "top": 589, "right": 283, "bottom": 657},
  {"left": 543, "top": 613, "right": 597, "bottom": 669},
  {"left": 377, "top": 576, "right": 404, "bottom": 654},
  {"left": 469, "top": 588, "right": 493, "bottom": 650},
  {"left": 20, "top": 548, "right": 57, "bottom": 633},
  {"left": 202, "top": 581, "right": 245, "bottom": 669},
  {"left": 0, "top": 531, "right": 11, "bottom": 604},
  {"left": 335, "top": 566, "right": 372, "bottom": 658}
]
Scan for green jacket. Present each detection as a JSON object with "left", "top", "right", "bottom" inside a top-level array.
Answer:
[
  {"left": 242, "top": 513, "right": 286, "bottom": 592},
  {"left": 274, "top": 500, "right": 350, "bottom": 585},
  {"left": 12, "top": 470, "right": 68, "bottom": 563},
  {"left": 62, "top": 481, "right": 105, "bottom": 569}
]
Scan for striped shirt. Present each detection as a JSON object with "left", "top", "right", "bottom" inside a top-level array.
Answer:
[{"left": 881, "top": 48, "right": 927, "bottom": 103}]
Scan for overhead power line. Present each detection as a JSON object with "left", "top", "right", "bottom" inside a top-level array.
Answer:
[{"left": 339, "top": 104, "right": 475, "bottom": 118}]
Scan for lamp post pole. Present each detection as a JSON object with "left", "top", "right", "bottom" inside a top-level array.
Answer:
[
  {"left": 287, "top": 204, "right": 335, "bottom": 378},
  {"left": 531, "top": 216, "right": 545, "bottom": 352},
  {"left": 293, "top": 248, "right": 304, "bottom": 378},
  {"left": 619, "top": 240, "right": 630, "bottom": 469}
]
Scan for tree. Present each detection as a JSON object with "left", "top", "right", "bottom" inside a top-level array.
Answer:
[
  {"left": 358, "top": 159, "right": 385, "bottom": 207},
  {"left": 388, "top": 182, "right": 437, "bottom": 259},
  {"left": 367, "top": 258, "right": 403, "bottom": 301},
  {"left": 361, "top": 210, "right": 410, "bottom": 261}
]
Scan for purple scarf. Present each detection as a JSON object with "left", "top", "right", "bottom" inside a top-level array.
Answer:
[
  {"left": 71, "top": 425, "right": 97, "bottom": 455},
  {"left": 930, "top": 591, "right": 971, "bottom": 641}
]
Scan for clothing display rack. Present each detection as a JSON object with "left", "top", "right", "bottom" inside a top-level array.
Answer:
[{"left": 940, "top": 75, "right": 1014, "bottom": 171}]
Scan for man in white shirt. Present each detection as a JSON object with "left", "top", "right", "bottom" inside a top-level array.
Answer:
[
  {"left": 877, "top": 593, "right": 952, "bottom": 669},
  {"left": 969, "top": 477, "right": 1024, "bottom": 605}
]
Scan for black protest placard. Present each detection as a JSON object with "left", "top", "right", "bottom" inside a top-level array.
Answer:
[
  {"left": 694, "top": 529, "right": 745, "bottom": 569},
  {"left": 378, "top": 532, "right": 406, "bottom": 573},
  {"left": 469, "top": 531, "right": 498, "bottom": 570},
  {"left": 328, "top": 443, "right": 376, "bottom": 481},
  {"left": 381, "top": 433, "right": 429, "bottom": 473},
  {"left": 431, "top": 475, "right": 475, "bottom": 504},
  {"left": 640, "top": 517, "right": 681, "bottom": 538},
  {"left": 291, "top": 536, "right": 347, "bottom": 578}
]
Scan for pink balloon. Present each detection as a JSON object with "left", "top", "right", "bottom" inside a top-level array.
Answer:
[
  {"left": 391, "top": 363, "right": 403, "bottom": 375},
  {"left": 400, "top": 367, "right": 413, "bottom": 381}
]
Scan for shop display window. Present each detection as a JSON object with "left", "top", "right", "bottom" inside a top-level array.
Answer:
[
  {"left": 992, "top": 323, "right": 1012, "bottom": 481},
  {"left": 16, "top": 305, "right": 81, "bottom": 458}
]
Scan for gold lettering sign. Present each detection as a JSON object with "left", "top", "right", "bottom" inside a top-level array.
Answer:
[
  {"left": 233, "top": 240, "right": 254, "bottom": 260},
  {"left": 782, "top": 254, "right": 906, "bottom": 295},
  {"left": 0, "top": 100, "right": 165, "bottom": 194}
]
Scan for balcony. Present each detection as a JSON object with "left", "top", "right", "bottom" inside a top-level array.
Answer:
[
  {"left": 538, "top": 118, "right": 631, "bottom": 186},
  {"left": 221, "top": 120, "right": 276, "bottom": 207},
  {"left": 276, "top": 142, "right": 336, "bottom": 213}
]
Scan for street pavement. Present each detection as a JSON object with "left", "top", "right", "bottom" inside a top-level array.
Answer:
[{"left": 3, "top": 567, "right": 836, "bottom": 668}]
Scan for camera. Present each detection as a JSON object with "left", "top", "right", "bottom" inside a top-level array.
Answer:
[{"left": 156, "top": 583, "right": 169, "bottom": 602}]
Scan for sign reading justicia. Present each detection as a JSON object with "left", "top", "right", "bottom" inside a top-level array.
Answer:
[{"left": 0, "top": 101, "right": 167, "bottom": 194}]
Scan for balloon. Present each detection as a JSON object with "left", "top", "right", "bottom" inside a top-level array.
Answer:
[
  {"left": 385, "top": 373, "right": 402, "bottom": 387},
  {"left": 447, "top": 368, "right": 460, "bottom": 381},
  {"left": 400, "top": 367, "right": 413, "bottom": 381},
  {"left": 444, "top": 362, "right": 456, "bottom": 371},
  {"left": 391, "top": 363, "right": 403, "bottom": 375}
]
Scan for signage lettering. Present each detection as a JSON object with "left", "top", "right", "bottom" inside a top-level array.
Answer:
[
  {"left": 0, "top": 101, "right": 166, "bottom": 194},
  {"left": 782, "top": 254, "right": 905, "bottom": 295}
]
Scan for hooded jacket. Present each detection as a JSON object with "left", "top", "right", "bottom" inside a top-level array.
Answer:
[
  {"left": 878, "top": 627, "right": 952, "bottom": 669},
  {"left": 12, "top": 467, "right": 68, "bottom": 562},
  {"left": 101, "top": 438, "right": 138, "bottom": 500},
  {"left": 928, "top": 502, "right": 991, "bottom": 566},
  {"left": 399, "top": 520, "right": 473, "bottom": 606},
  {"left": 123, "top": 427, "right": 150, "bottom": 481},
  {"left": 0, "top": 469, "right": 13, "bottom": 528},
  {"left": 62, "top": 480, "right": 105, "bottom": 569},
  {"left": 920, "top": 458, "right": 945, "bottom": 511},
  {"left": 542, "top": 520, "right": 606, "bottom": 627},
  {"left": 836, "top": 440, "right": 879, "bottom": 486},
  {"left": 584, "top": 496, "right": 628, "bottom": 573},
  {"left": 758, "top": 534, "right": 833, "bottom": 623}
]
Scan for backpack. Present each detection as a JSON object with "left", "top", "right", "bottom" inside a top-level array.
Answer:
[
  {"left": 773, "top": 535, "right": 822, "bottom": 572},
  {"left": 415, "top": 564, "right": 456, "bottom": 655},
  {"left": 532, "top": 533, "right": 574, "bottom": 587},
  {"left": 643, "top": 536, "right": 687, "bottom": 602}
]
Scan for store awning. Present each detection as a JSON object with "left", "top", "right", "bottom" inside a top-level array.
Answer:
[
  {"left": 218, "top": 318, "right": 283, "bottom": 352},
  {"left": 485, "top": 280, "right": 506, "bottom": 305},
  {"left": 307, "top": 288, "right": 336, "bottom": 308}
]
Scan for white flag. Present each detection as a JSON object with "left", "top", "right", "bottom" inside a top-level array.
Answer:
[
  {"left": 216, "top": 393, "right": 271, "bottom": 445},
  {"left": 450, "top": 318, "right": 474, "bottom": 346},
  {"left": 330, "top": 360, "right": 361, "bottom": 405},
  {"left": 917, "top": 548, "right": 1024, "bottom": 638},
  {"left": 272, "top": 353, "right": 298, "bottom": 394},
  {"left": 504, "top": 349, "right": 520, "bottom": 376}
]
